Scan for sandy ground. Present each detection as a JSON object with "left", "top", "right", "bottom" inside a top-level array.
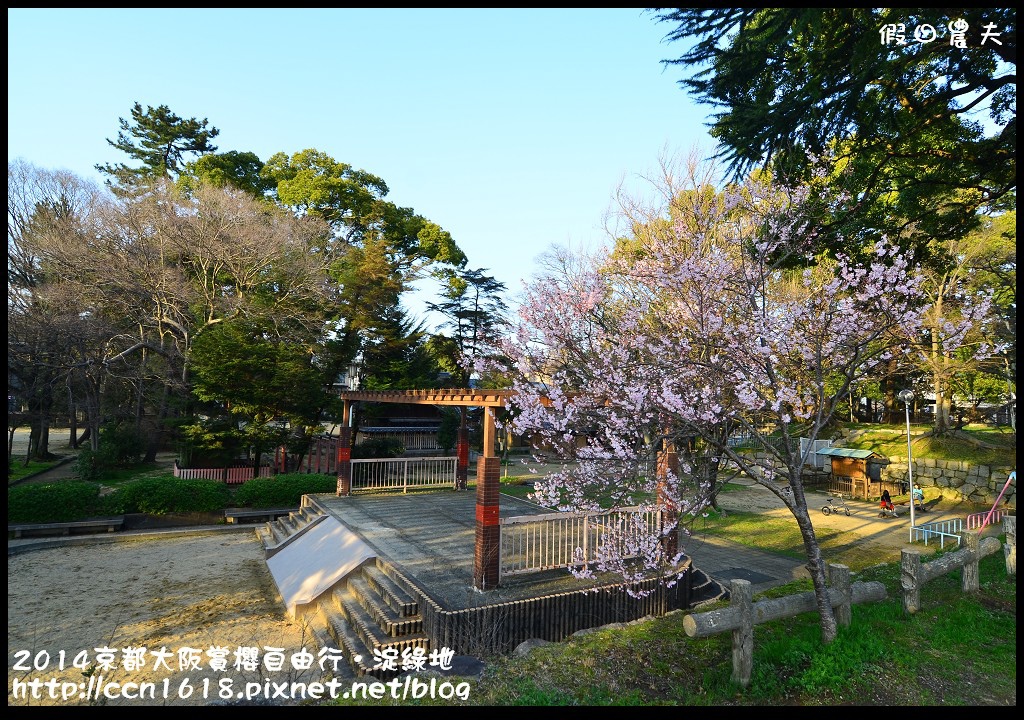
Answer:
[
  {"left": 8, "top": 428, "right": 322, "bottom": 707},
  {"left": 8, "top": 532, "right": 315, "bottom": 707}
]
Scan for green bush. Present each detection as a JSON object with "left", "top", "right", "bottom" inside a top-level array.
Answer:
[
  {"left": 8, "top": 481, "right": 112, "bottom": 523},
  {"left": 231, "top": 473, "right": 337, "bottom": 508},
  {"left": 351, "top": 437, "right": 404, "bottom": 459},
  {"left": 109, "top": 476, "right": 230, "bottom": 515},
  {"left": 74, "top": 423, "right": 149, "bottom": 482}
]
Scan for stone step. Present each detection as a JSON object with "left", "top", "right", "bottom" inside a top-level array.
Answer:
[
  {"left": 282, "top": 513, "right": 300, "bottom": 533},
  {"left": 267, "top": 519, "right": 285, "bottom": 544},
  {"left": 364, "top": 564, "right": 418, "bottom": 617},
  {"left": 316, "top": 604, "right": 377, "bottom": 677},
  {"left": 274, "top": 516, "right": 291, "bottom": 539},
  {"left": 349, "top": 576, "right": 423, "bottom": 637},
  {"left": 306, "top": 609, "right": 358, "bottom": 681},
  {"left": 332, "top": 586, "right": 430, "bottom": 659}
]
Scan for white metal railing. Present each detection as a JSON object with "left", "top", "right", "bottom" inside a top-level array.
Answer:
[
  {"left": 173, "top": 462, "right": 273, "bottom": 484},
  {"left": 910, "top": 518, "right": 964, "bottom": 549},
  {"left": 499, "top": 506, "right": 663, "bottom": 578},
  {"left": 350, "top": 456, "right": 456, "bottom": 493}
]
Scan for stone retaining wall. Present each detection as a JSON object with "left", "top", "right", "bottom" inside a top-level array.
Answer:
[{"left": 881, "top": 457, "right": 1015, "bottom": 509}]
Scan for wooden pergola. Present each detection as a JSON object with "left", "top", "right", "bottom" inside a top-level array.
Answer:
[
  {"left": 337, "top": 388, "right": 513, "bottom": 458},
  {"left": 335, "top": 388, "right": 515, "bottom": 590}
]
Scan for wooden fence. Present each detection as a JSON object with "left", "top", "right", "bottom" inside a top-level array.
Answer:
[
  {"left": 681, "top": 519, "right": 1015, "bottom": 689},
  {"left": 683, "top": 564, "right": 886, "bottom": 688},
  {"left": 901, "top": 530, "right": 1005, "bottom": 614}
]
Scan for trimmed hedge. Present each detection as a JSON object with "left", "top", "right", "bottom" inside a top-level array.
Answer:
[
  {"left": 231, "top": 473, "right": 337, "bottom": 508},
  {"left": 8, "top": 473, "right": 336, "bottom": 523},
  {"left": 110, "top": 477, "right": 230, "bottom": 515},
  {"left": 8, "top": 481, "right": 114, "bottom": 523}
]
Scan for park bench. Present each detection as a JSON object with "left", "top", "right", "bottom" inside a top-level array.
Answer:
[
  {"left": 8, "top": 516, "right": 125, "bottom": 539},
  {"left": 223, "top": 507, "right": 297, "bottom": 525}
]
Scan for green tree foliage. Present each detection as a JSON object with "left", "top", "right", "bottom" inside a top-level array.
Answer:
[
  {"left": 179, "top": 150, "right": 275, "bottom": 198},
  {"left": 427, "top": 267, "right": 510, "bottom": 386},
  {"left": 186, "top": 318, "right": 332, "bottom": 467},
  {"left": 359, "top": 306, "right": 442, "bottom": 390},
  {"left": 96, "top": 102, "right": 220, "bottom": 191},
  {"left": 261, "top": 148, "right": 467, "bottom": 385},
  {"left": 17, "top": 103, "right": 474, "bottom": 467},
  {"left": 653, "top": 8, "right": 1016, "bottom": 251},
  {"left": 262, "top": 148, "right": 466, "bottom": 271}
]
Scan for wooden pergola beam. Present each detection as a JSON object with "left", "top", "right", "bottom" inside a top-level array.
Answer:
[{"left": 337, "top": 388, "right": 514, "bottom": 408}]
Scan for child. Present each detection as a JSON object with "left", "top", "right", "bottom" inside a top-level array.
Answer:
[{"left": 879, "top": 489, "right": 895, "bottom": 518}]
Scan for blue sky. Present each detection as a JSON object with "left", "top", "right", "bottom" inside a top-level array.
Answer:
[{"left": 7, "top": 8, "right": 715, "bottom": 328}]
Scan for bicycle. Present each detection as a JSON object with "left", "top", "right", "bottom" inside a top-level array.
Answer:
[{"left": 821, "top": 494, "right": 851, "bottom": 516}]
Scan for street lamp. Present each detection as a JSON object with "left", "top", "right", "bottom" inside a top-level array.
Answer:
[{"left": 897, "top": 389, "right": 916, "bottom": 532}]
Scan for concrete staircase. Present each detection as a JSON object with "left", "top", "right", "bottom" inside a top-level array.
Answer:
[
  {"left": 255, "top": 497, "right": 327, "bottom": 557},
  {"left": 307, "top": 559, "right": 430, "bottom": 680},
  {"left": 255, "top": 497, "right": 429, "bottom": 679},
  {"left": 255, "top": 496, "right": 728, "bottom": 680},
  {"left": 688, "top": 564, "right": 731, "bottom": 606}
]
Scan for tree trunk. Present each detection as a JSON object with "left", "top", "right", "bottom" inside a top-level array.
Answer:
[
  {"left": 930, "top": 305, "right": 952, "bottom": 436},
  {"left": 790, "top": 467, "right": 839, "bottom": 643},
  {"left": 67, "top": 386, "right": 79, "bottom": 449},
  {"left": 144, "top": 380, "right": 171, "bottom": 463}
]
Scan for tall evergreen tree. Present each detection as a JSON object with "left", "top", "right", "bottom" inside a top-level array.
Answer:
[
  {"left": 427, "top": 267, "right": 509, "bottom": 386},
  {"left": 652, "top": 8, "right": 1016, "bottom": 252},
  {"left": 96, "top": 102, "right": 220, "bottom": 191}
]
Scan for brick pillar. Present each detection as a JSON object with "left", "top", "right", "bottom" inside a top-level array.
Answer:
[
  {"left": 657, "top": 438, "right": 679, "bottom": 558},
  {"left": 336, "top": 427, "right": 352, "bottom": 496},
  {"left": 455, "top": 427, "right": 469, "bottom": 490},
  {"left": 474, "top": 455, "right": 501, "bottom": 590}
]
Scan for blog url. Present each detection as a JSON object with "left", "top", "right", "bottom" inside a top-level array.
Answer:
[{"left": 11, "top": 675, "right": 472, "bottom": 703}]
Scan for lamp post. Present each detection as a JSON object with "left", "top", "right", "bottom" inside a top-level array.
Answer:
[{"left": 897, "top": 389, "right": 916, "bottom": 531}]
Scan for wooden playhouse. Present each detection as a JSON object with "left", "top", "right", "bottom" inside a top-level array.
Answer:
[{"left": 814, "top": 447, "right": 891, "bottom": 500}]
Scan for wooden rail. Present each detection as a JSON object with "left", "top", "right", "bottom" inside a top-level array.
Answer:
[
  {"left": 683, "top": 563, "right": 886, "bottom": 688},
  {"left": 901, "top": 531, "right": 1003, "bottom": 614}
]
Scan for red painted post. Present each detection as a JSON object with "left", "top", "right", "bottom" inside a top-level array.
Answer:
[
  {"left": 456, "top": 426, "right": 469, "bottom": 490},
  {"left": 474, "top": 455, "right": 502, "bottom": 589},
  {"left": 336, "top": 427, "right": 352, "bottom": 496},
  {"left": 657, "top": 435, "right": 680, "bottom": 558}
]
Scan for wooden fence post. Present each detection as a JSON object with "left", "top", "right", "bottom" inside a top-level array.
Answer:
[
  {"left": 901, "top": 549, "right": 923, "bottom": 614},
  {"left": 730, "top": 579, "right": 754, "bottom": 688},
  {"left": 1004, "top": 515, "right": 1016, "bottom": 576},
  {"left": 828, "top": 563, "right": 852, "bottom": 626},
  {"left": 962, "top": 531, "right": 980, "bottom": 592},
  {"left": 683, "top": 566, "right": 885, "bottom": 690}
]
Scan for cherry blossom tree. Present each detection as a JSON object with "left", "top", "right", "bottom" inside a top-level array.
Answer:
[{"left": 493, "top": 156, "right": 950, "bottom": 643}]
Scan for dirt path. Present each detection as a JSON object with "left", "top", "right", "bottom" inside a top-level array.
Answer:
[{"left": 718, "top": 478, "right": 999, "bottom": 537}]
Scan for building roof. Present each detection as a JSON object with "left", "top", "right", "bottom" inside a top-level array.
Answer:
[{"left": 815, "top": 447, "right": 888, "bottom": 461}]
